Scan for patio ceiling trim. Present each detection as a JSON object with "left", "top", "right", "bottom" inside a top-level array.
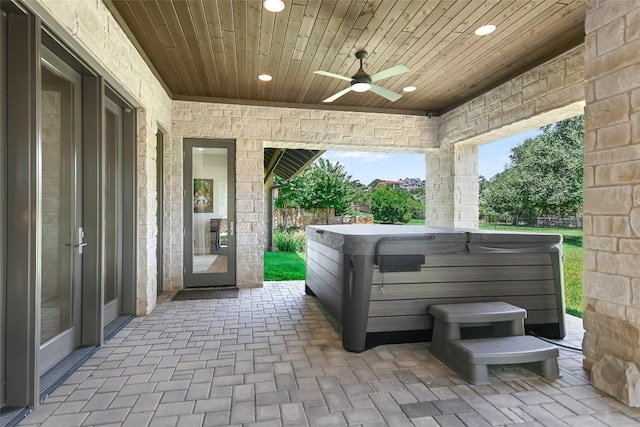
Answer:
[
  {"left": 174, "top": 95, "right": 430, "bottom": 117},
  {"left": 264, "top": 148, "right": 325, "bottom": 184}
]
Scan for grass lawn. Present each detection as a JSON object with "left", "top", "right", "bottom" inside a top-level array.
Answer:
[
  {"left": 408, "top": 219, "right": 427, "bottom": 225},
  {"left": 264, "top": 225, "right": 583, "bottom": 317},
  {"left": 264, "top": 251, "right": 305, "bottom": 281}
]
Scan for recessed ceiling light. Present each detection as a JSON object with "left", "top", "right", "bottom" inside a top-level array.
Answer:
[
  {"left": 403, "top": 86, "right": 416, "bottom": 92},
  {"left": 263, "top": 0, "right": 285, "bottom": 12},
  {"left": 258, "top": 74, "right": 273, "bottom": 81},
  {"left": 475, "top": 24, "right": 496, "bottom": 36}
]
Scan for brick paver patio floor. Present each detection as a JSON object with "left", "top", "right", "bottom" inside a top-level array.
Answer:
[{"left": 20, "top": 281, "right": 640, "bottom": 426}]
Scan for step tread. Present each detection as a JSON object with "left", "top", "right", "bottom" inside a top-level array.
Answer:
[
  {"left": 430, "top": 301, "right": 527, "bottom": 323},
  {"left": 451, "top": 336, "right": 559, "bottom": 365}
]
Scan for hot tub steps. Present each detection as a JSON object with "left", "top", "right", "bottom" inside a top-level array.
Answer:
[
  {"left": 429, "top": 301, "right": 527, "bottom": 361},
  {"left": 429, "top": 301, "right": 560, "bottom": 385},
  {"left": 448, "top": 336, "right": 560, "bottom": 385}
]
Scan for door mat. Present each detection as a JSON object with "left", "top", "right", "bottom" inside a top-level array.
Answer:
[{"left": 172, "top": 288, "right": 239, "bottom": 301}]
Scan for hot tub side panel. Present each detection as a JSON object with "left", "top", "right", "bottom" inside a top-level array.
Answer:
[
  {"left": 341, "top": 254, "right": 375, "bottom": 353},
  {"left": 367, "top": 251, "right": 565, "bottom": 338},
  {"left": 305, "top": 238, "right": 344, "bottom": 324}
]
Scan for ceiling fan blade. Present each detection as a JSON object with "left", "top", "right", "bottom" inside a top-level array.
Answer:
[
  {"left": 370, "top": 85, "right": 402, "bottom": 102},
  {"left": 323, "top": 87, "right": 353, "bottom": 103},
  {"left": 313, "top": 70, "right": 352, "bottom": 82},
  {"left": 370, "top": 64, "right": 409, "bottom": 82}
]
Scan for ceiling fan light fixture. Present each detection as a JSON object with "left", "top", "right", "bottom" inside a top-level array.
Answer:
[
  {"left": 258, "top": 74, "right": 273, "bottom": 81},
  {"left": 352, "top": 82, "right": 371, "bottom": 92},
  {"left": 403, "top": 86, "right": 416, "bottom": 92},
  {"left": 263, "top": 0, "right": 285, "bottom": 12},
  {"left": 475, "top": 24, "right": 496, "bottom": 36}
]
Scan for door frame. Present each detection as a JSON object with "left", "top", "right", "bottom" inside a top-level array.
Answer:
[
  {"left": 183, "top": 138, "right": 236, "bottom": 288},
  {"left": 156, "top": 129, "right": 165, "bottom": 295},
  {"left": 103, "top": 97, "right": 124, "bottom": 325},
  {"left": 0, "top": 6, "right": 8, "bottom": 408},
  {"left": 5, "top": 11, "right": 40, "bottom": 406},
  {"left": 102, "top": 85, "right": 136, "bottom": 320}
]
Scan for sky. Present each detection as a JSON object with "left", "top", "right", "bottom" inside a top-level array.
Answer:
[{"left": 320, "top": 128, "right": 542, "bottom": 185}]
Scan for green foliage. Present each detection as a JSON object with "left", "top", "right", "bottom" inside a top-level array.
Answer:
[
  {"left": 264, "top": 252, "right": 306, "bottom": 281},
  {"left": 480, "top": 116, "right": 584, "bottom": 217},
  {"left": 274, "top": 158, "right": 365, "bottom": 216},
  {"left": 370, "top": 184, "right": 412, "bottom": 224},
  {"left": 408, "top": 187, "right": 426, "bottom": 219},
  {"left": 272, "top": 229, "right": 306, "bottom": 252}
]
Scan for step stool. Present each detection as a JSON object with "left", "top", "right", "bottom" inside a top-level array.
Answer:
[
  {"left": 428, "top": 302, "right": 560, "bottom": 385},
  {"left": 448, "top": 336, "right": 560, "bottom": 385},
  {"left": 429, "top": 301, "right": 527, "bottom": 361}
]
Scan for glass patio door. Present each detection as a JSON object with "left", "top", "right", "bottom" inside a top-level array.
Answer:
[
  {"left": 183, "top": 139, "right": 236, "bottom": 287},
  {"left": 39, "top": 49, "right": 83, "bottom": 374}
]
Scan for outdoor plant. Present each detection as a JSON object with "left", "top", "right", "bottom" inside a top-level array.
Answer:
[
  {"left": 273, "top": 229, "right": 306, "bottom": 252},
  {"left": 370, "top": 184, "right": 412, "bottom": 224},
  {"left": 274, "top": 158, "right": 365, "bottom": 216}
]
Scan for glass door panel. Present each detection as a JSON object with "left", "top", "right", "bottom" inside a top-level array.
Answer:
[
  {"left": 192, "top": 147, "right": 228, "bottom": 274},
  {"left": 103, "top": 99, "right": 123, "bottom": 324},
  {"left": 39, "top": 51, "right": 82, "bottom": 374},
  {"left": 184, "top": 139, "right": 235, "bottom": 287}
]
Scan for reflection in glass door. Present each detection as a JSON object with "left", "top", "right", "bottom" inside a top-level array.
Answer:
[
  {"left": 183, "top": 139, "right": 236, "bottom": 287},
  {"left": 39, "top": 50, "right": 83, "bottom": 374},
  {"left": 104, "top": 99, "right": 123, "bottom": 325}
]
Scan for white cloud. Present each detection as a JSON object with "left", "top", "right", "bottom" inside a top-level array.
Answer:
[{"left": 328, "top": 151, "right": 389, "bottom": 162}]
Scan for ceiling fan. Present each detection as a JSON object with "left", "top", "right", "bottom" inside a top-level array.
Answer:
[{"left": 313, "top": 51, "right": 409, "bottom": 103}]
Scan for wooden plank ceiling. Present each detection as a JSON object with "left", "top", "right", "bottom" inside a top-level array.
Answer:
[{"left": 109, "top": 0, "right": 585, "bottom": 114}]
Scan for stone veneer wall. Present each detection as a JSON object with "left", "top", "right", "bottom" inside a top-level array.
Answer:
[
  {"left": 34, "top": 0, "right": 173, "bottom": 315},
  {"left": 582, "top": 0, "right": 640, "bottom": 406},
  {"left": 170, "top": 101, "right": 439, "bottom": 289},
  {"left": 426, "top": 45, "right": 586, "bottom": 228}
]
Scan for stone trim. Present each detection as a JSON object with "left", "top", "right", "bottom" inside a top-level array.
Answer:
[
  {"left": 426, "top": 45, "right": 586, "bottom": 228},
  {"left": 439, "top": 45, "right": 586, "bottom": 147}
]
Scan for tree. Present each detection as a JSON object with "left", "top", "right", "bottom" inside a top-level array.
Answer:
[
  {"left": 408, "top": 187, "right": 426, "bottom": 220},
  {"left": 370, "top": 184, "right": 412, "bottom": 224},
  {"left": 274, "top": 158, "right": 364, "bottom": 216},
  {"left": 480, "top": 115, "right": 584, "bottom": 217}
]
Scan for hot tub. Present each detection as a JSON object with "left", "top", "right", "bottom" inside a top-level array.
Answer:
[{"left": 305, "top": 224, "right": 565, "bottom": 352}]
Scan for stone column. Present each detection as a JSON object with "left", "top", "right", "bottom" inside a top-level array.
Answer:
[
  {"left": 583, "top": 0, "right": 640, "bottom": 406},
  {"left": 454, "top": 144, "right": 480, "bottom": 228},
  {"left": 136, "top": 108, "right": 158, "bottom": 315},
  {"left": 425, "top": 143, "right": 479, "bottom": 228},
  {"left": 264, "top": 175, "right": 274, "bottom": 251},
  {"left": 235, "top": 138, "right": 264, "bottom": 288}
]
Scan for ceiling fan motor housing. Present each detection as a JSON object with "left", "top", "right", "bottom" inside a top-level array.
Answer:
[
  {"left": 352, "top": 50, "right": 371, "bottom": 85},
  {"left": 351, "top": 74, "right": 372, "bottom": 85}
]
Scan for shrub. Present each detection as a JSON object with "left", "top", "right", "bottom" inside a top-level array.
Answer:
[
  {"left": 273, "top": 229, "right": 306, "bottom": 252},
  {"left": 371, "top": 184, "right": 412, "bottom": 224}
]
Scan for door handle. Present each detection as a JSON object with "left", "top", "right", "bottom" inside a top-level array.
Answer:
[
  {"left": 77, "top": 227, "right": 87, "bottom": 254},
  {"left": 64, "top": 228, "right": 89, "bottom": 254},
  {"left": 63, "top": 242, "right": 88, "bottom": 253},
  {"left": 229, "top": 221, "right": 234, "bottom": 236}
]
